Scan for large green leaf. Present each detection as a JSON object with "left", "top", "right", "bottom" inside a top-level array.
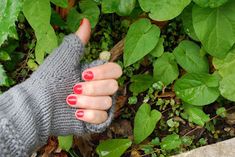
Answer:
[
  {"left": 96, "top": 139, "right": 132, "bottom": 157},
  {"left": 183, "top": 103, "right": 210, "bottom": 126},
  {"left": 129, "top": 74, "right": 154, "bottom": 95},
  {"left": 153, "top": 53, "right": 179, "bottom": 86},
  {"left": 193, "top": 0, "right": 228, "bottom": 8},
  {"left": 58, "top": 135, "right": 73, "bottom": 152},
  {"left": 67, "top": 0, "right": 100, "bottom": 30},
  {"left": 138, "top": 0, "right": 191, "bottom": 21},
  {"left": 174, "top": 73, "right": 220, "bottom": 106},
  {"left": 50, "top": 0, "right": 68, "bottom": 8},
  {"left": 0, "top": 0, "right": 22, "bottom": 46},
  {"left": 173, "top": 40, "right": 209, "bottom": 73},
  {"left": 160, "top": 134, "right": 182, "bottom": 150},
  {"left": 192, "top": 1, "right": 235, "bottom": 58},
  {"left": 124, "top": 18, "right": 160, "bottom": 67},
  {"left": 134, "top": 103, "right": 161, "bottom": 144},
  {"left": 213, "top": 48, "right": 235, "bottom": 101},
  {"left": 23, "top": 0, "right": 58, "bottom": 64},
  {"left": 181, "top": 4, "right": 199, "bottom": 41}
]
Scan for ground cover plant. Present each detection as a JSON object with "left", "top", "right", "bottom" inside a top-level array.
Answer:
[{"left": 1, "top": 0, "right": 235, "bottom": 156}]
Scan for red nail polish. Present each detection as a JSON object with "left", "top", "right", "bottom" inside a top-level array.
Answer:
[
  {"left": 76, "top": 110, "right": 84, "bottom": 118},
  {"left": 66, "top": 95, "right": 77, "bottom": 105},
  {"left": 83, "top": 71, "right": 94, "bottom": 81},
  {"left": 80, "top": 18, "right": 84, "bottom": 26},
  {"left": 73, "top": 84, "right": 83, "bottom": 94}
]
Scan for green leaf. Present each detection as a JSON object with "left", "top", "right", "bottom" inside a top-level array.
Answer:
[
  {"left": 192, "top": 1, "right": 235, "bottom": 58},
  {"left": 213, "top": 48, "right": 235, "bottom": 101},
  {"left": 160, "top": 134, "right": 182, "bottom": 150},
  {"left": 0, "top": 64, "right": 9, "bottom": 87},
  {"left": 58, "top": 135, "right": 73, "bottom": 152},
  {"left": 124, "top": 18, "right": 160, "bottom": 67},
  {"left": 138, "top": 0, "right": 191, "bottom": 21},
  {"left": 129, "top": 74, "right": 154, "bottom": 95},
  {"left": 101, "top": 0, "right": 119, "bottom": 13},
  {"left": 173, "top": 40, "right": 209, "bottom": 73},
  {"left": 51, "top": 9, "right": 66, "bottom": 27},
  {"left": 134, "top": 103, "right": 161, "bottom": 144},
  {"left": 116, "top": 0, "right": 136, "bottom": 16},
  {"left": 0, "top": 0, "right": 22, "bottom": 46},
  {"left": 67, "top": 0, "right": 100, "bottom": 30},
  {"left": 27, "top": 59, "right": 38, "bottom": 71},
  {"left": 153, "top": 53, "right": 179, "bottom": 86},
  {"left": 216, "top": 107, "right": 226, "bottom": 118},
  {"left": 0, "top": 51, "right": 11, "bottom": 61},
  {"left": 23, "top": 0, "right": 58, "bottom": 64},
  {"left": 174, "top": 73, "right": 220, "bottom": 106},
  {"left": 150, "top": 38, "right": 164, "bottom": 58},
  {"left": 50, "top": 0, "right": 68, "bottom": 8},
  {"left": 183, "top": 103, "right": 210, "bottom": 126},
  {"left": 193, "top": 0, "right": 228, "bottom": 8},
  {"left": 96, "top": 139, "right": 132, "bottom": 157},
  {"left": 181, "top": 4, "right": 199, "bottom": 41}
]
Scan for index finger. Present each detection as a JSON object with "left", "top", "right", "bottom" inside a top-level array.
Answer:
[{"left": 82, "top": 62, "right": 122, "bottom": 81}]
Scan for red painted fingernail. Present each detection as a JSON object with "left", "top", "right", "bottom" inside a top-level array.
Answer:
[
  {"left": 66, "top": 95, "right": 77, "bottom": 106},
  {"left": 75, "top": 110, "right": 84, "bottom": 118},
  {"left": 80, "top": 18, "right": 84, "bottom": 26},
  {"left": 73, "top": 84, "right": 83, "bottom": 94},
  {"left": 83, "top": 71, "right": 94, "bottom": 81}
]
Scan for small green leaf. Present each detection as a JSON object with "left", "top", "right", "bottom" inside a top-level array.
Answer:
[
  {"left": 153, "top": 53, "right": 179, "bottom": 86},
  {"left": 27, "top": 59, "right": 38, "bottom": 71},
  {"left": 138, "top": 0, "right": 191, "bottom": 21},
  {"left": 192, "top": 1, "right": 235, "bottom": 58},
  {"left": 129, "top": 74, "right": 154, "bottom": 95},
  {"left": 58, "top": 135, "right": 73, "bottom": 152},
  {"left": 67, "top": 0, "right": 100, "bottom": 30},
  {"left": 50, "top": 0, "right": 68, "bottom": 8},
  {"left": 0, "top": 0, "right": 22, "bottom": 46},
  {"left": 134, "top": 103, "right": 161, "bottom": 144},
  {"left": 174, "top": 73, "right": 220, "bottom": 106},
  {"left": 183, "top": 103, "right": 210, "bottom": 126},
  {"left": 150, "top": 38, "right": 164, "bottom": 58},
  {"left": 96, "top": 139, "right": 132, "bottom": 157},
  {"left": 101, "top": 0, "right": 119, "bottom": 13},
  {"left": 160, "top": 134, "right": 182, "bottom": 150},
  {"left": 193, "top": 0, "right": 228, "bottom": 8},
  {"left": 0, "top": 64, "right": 9, "bottom": 87},
  {"left": 116, "top": 0, "right": 136, "bottom": 16},
  {"left": 124, "top": 18, "right": 160, "bottom": 67},
  {"left": 0, "top": 51, "right": 11, "bottom": 61},
  {"left": 216, "top": 107, "right": 227, "bottom": 118},
  {"left": 173, "top": 40, "right": 209, "bottom": 73}
]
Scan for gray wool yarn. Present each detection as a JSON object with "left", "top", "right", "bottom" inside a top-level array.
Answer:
[{"left": 0, "top": 34, "right": 115, "bottom": 156}]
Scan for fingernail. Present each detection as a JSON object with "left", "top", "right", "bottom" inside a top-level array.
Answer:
[
  {"left": 80, "top": 18, "right": 84, "bottom": 26},
  {"left": 66, "top": 95, "right": 77, "bottom": 106},
  {"left": 75, "top": 110, "right": 84, "bottom": 118},
  {"left": 82, "top": 71, "right": 94, "bottom": 81},
  {"left": 73, "top": 84, "right": 83, "bottom": 94}
]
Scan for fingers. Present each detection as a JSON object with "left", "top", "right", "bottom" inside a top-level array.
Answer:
[
  {"left": 73, "top": 79, "right": 118, "bottom": 96},
  {"left": 82, "top": 62, "right": 122, "bottom": 81},
  {"left": 75, "top": 109, "right": 108, "bottom": 124},
  {"left": 75, "top": 18, "right": 91, "bottom": 45},
  {"left": 66, "top": 94, "right": 112, "bottom": 110}
]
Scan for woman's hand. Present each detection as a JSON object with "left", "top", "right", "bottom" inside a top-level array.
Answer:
[{"left": 66, "top": 18, "right": 122, "bottom": 124}]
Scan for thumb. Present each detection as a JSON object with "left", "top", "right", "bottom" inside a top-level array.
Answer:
[{"left": 75, "top": 18, "right": 91, "bottom": 45}]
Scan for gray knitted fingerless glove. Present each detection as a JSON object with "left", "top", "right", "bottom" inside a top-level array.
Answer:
[{"left": 0, "top": 34, "right": 115, "bottom": 156}]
